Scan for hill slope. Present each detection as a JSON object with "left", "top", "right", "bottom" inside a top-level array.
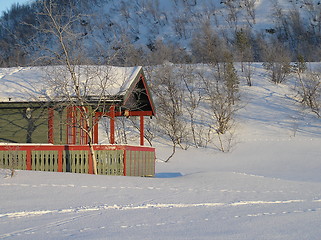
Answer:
[
  {"left": 1, "top": 62, "right": 321, "bottom": 239},
  {"left": 1, "top": 0, "right": 320, "bottom": 67}
]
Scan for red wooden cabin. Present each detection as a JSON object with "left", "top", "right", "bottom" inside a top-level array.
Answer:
[{"left": 0, "top": 66, "right": 156, "bottom": 176}]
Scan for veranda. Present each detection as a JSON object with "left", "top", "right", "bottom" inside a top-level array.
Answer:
[{"left": 0, "top": 144, "right": 155, "bottom": 176}]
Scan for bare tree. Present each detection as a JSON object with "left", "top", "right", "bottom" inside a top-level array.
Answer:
[
  {"left": 243, "top": 0, "right": 256, "bottom": 27},
  {"left": 190, "top": 21, "right": 226, "bottom": 64},
  {"left": 221, "top": 0, "right": 242, "bottom": 32},
  {"left": 296, "top": 69, "right": 321, "bottom": 117},
  {"left": 35, "top": 0, "right": 121, "bottom": 175},
  {"left": 244, "top": 61, "right": 254, "bottom": 86},
  {"left": 149, "top": 63, "right": 188, "bottom": 162},
  {"left": 198, "top": 62, "right": 240, "bottom": 152},
  {"left": 262, "top": 40, "right": 291, "bottom": 84},
  {"left": 180, "top": 65, "right": 203, "bottom": 147}
]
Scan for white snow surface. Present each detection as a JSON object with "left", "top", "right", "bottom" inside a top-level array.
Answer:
[
  {"left": 1, "top": 63, "right": 321, "bottom": 239},
  {"left": 0, "top": 66, "right": 141, "bottom": 102}
]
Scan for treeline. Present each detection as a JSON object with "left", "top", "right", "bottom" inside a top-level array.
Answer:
[{"left": 0, "top": 0, "right": 320, "bottom": 67}]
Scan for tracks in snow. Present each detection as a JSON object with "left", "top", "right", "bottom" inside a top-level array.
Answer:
[
  {"left": 0, "top": 198, "right": 320, "bottom": 219},
  {"left": 1, "top": 199, "right": 321, "bottom": 239},
  {"left": 0, "top": 182, "right": 299, "bottom": 194}
]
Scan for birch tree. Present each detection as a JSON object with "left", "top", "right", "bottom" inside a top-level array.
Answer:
[
  {"left": 36, "top": 0, "right": 118, "bottom": 174},
  {"left": 149, "top": 63, "right": 188, "bottom": 162}
]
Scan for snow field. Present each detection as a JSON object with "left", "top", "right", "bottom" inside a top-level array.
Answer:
[
  {"left": 1, "top": 62, "right": 321, "bottom": 239},
  {"left": 1, "top": 167, "right": 321, "bottom": 239}
]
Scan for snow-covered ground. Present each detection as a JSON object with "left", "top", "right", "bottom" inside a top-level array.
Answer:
[{"left": 1, "top": 63, "right": 321, "bottom": 239}]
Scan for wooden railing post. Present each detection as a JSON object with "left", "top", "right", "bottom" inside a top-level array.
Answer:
[
  {"left": 58, "top": 148, "right": 63, "bottom": 172},
  {"left": 0, "top": 144, "right": 155, "bottom": 176},
  {"left": 93, "top": 112, "right": 100, "bottom": 144},
  {"left": 140, "top": 115, "right": 144, "bottom": 146},
  {"left": 26, "top": 149, "right": 32, "bottom": 170},
  {"left": 110, "top": 105, "right": 115, "bottom": 144},
  {"left": 48, "top": 108, "right": 54, "bottom": 144}
]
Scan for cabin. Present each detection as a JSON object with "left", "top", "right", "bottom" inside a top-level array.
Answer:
[{"left": 0, "top": 65, "right": 156, "bottom": 176}]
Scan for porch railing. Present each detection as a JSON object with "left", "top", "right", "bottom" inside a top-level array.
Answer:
[{"left": 0, "top": 144, "right": 155, "bottom": 177}]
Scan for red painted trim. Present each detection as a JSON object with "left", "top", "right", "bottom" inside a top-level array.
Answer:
[
  {"left": 0, "top": 144, "right": 155, "bottom": 176},
  {"left": 26, "top": 150, "right": 32, "bottom": 170},
  {"left": 57, "top": 150, "right": 63, "bottom": 172},
  {"left": 48, "top": 108, "right": 54, "bottom": 144},
  {"left": 72, "top": 107, "right": 77, "bottom": 144},
  {"left": 126, "top": 111, "right": 153, "bottom": 117},
  {"left": 140, "top": 115, "right": 144, "bottom": 146},
  {"left": 88, "top": 151, "right": 93, "bottom": 174},
  {"left": 93, "top": 112, "right": 99, "bottom": 144},
  {"left": 123, "top": 145, "right": 155, "bottom": 152},
  {"left": 139, "top": 74, "right": 156, "bottom": 116},
  {"left": 110, "top": 105, "right": 115, "bottom": 144},
  {"left": 96, "top": 110, "right": 153, "bottom": 118},
  {"left": 79, "top": 107, "right": 88, "bottom": 145},
  {"left": 0, "top": 144, "right": 155, "bottom": 152},
  {"left": 122, "top": 72, "right": 156, "bottom": 116}
]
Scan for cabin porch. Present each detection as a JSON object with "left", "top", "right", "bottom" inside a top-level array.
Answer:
[{"left": 0, "top": 144, "right": 155, "bottom": 177}]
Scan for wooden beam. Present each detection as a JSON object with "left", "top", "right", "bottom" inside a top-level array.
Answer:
[
  {"left": 110, "top": 105, "right": 115, "bottom": 144},
  {"left": 140, "top": 115, "right": 144, "bottom": 146},
  {"left": 48, "top": 108, "right": 54, "bottom": 144},
  {"left": 96, "top": 110, "right": 153, "bottom": 118},
  {"left": 72, "top": 107, "right": 77, "bottom": 144},
  {"left": 93, "top": 112, "right": 99, "bottom": 144},
  {"left": 57, "top": 149, "right": 63, "bottom": 172},
  {"left": 26, "top": 149, "right": 32, "bottom": 170}
]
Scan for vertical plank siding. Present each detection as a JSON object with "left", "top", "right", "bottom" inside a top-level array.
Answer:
[
  {"left": 96, "top": 150, "right": 124, "bottom": 175},
  {"left": 0, "top": 145, "right": 155, "bottom": 177},
  {"left": 125, "top": 147, "right": 155, "bottom": 177}
]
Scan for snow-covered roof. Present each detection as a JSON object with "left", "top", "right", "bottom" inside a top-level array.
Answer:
[{"left": 0, "top": 65, "right": 142, "bottom": 102}]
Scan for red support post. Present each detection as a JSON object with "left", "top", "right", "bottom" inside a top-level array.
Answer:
[
  {"left": 66, "top": 107, "right": 76, "bottom": 144},
  {"left": 48, "top": 108, "right": 54, "bottom": 144},
  {"left": 57, "top": 149, "right": 63, "bottom": 172},
  {"left": 110, "top": 105, "right": 115, "bottom": 144},
  {"left": 72, "top": 107, "right": 77, "bottom": 144},
  {"left": 140, "top": 115, "right": 144, "bottom": 146},
  {"left": 26, "top": 150, "right": 32, "bottom": 170},
  {"left": 93, "top": 112, "right": 99, "bottom": 144}
]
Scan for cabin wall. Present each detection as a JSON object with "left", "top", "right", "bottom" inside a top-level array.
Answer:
[
  {"left": 0, "top": 103, "right": 48, "bottom": 143},
  {"left": 0, "top": 104, "right": 95, "bottom": 145}
]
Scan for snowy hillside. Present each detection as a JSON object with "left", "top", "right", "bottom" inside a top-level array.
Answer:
[
  {"left": 1, "top": 63, "right": 321, "bottom": 239},
  {"left": 85, "top": 0, "right": 321, "bottom": 46},
  {"left": 1, "top": 0, "right": 320, "bottom": 67}
]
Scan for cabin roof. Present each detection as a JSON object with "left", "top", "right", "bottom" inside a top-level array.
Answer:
[{"left": 0, "top": 65, "right": 143, "bottom": 103}]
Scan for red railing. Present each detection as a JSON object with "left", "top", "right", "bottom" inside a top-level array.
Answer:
[{"left": 0, "top": 144, "right": 155, "bottom": 176}]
